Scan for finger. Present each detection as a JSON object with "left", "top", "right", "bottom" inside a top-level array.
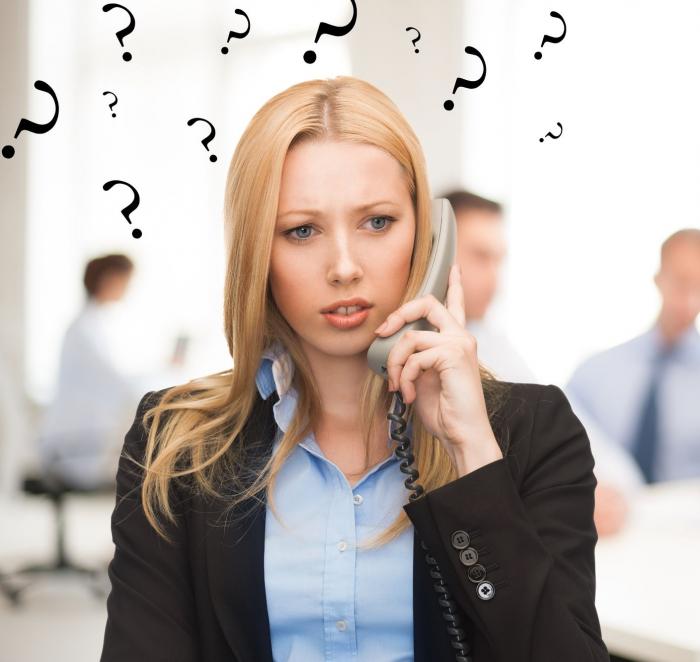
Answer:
[
  {"left": 396, "top": 345, "right": 444, "bottom": 403},
  {"left": 446, "top": 263, "right": 466, "bottom": 327},
  {"left": 374, "top": 289, "right": 464, "bottom": 339},
  {"left": 386, "top": 331, "right": 451, "bottom": 396}
]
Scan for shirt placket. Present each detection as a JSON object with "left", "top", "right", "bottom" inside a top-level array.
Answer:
[{"left": 315, "top": 457, "right": 358, "bottom": 659}]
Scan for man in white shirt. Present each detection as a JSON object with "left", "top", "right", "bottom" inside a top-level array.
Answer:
[
  {"left": 440, "top": 189, "right": 640, "bottom": 536},
  {"left": 440, "top": 190, "right": 537, "bottom": 382},
  {"left": 36, "top": 254, "right": 188, "bottom": 489}
]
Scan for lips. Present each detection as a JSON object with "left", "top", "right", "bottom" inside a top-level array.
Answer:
[
  {"left": 321, "top": 298, "right": 372, "bottom": 313},
  {"left": 322, "top": 307, "right": 371, "bottom": 329}
]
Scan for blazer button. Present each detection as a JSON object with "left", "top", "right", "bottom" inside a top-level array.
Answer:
[
  {"left": 467, "top": 564, "right": 487, "bottom": 583},
  {"left": 459, "top": 547, "right": 479, "bottom": 566},
  {"left": 450, "top": 530, "right": 470, "bottom": 549},
  {"left": 476, "top": 581, "right": 495, "bottom": 600}
]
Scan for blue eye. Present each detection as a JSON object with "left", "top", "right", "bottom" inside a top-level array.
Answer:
[{"left": 283, "top": 216, "right": 397, "bottom": 244}]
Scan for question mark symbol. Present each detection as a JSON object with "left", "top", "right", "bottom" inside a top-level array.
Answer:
[
  {"left": 103, "top": 91, "right": 118, "bottom": 118},
  {"left": 221, "top": 8, "right": 251, "bottom": 54},
  {"left": 102, "top": 3, "right": 136, "bottom": 62},
  {"left": 2, "top": 80, "right": 59, "bottom": 159},
  {"left": 444, "top": 46, "right": 486, "bottom": 111},
  {"left": 304, "top": 0, "right": 357, "bottom": 63},
  {"left": 186, "top": 118, "right": 217, "bottom": 163},
  {"left": 103, "top": 180, "right": 142, "bottom": 238},
  {"left": 539, "top": 122, "right": 563, "bottom": 142},
  {"left": 534, "top": 11, "right": 566, "bottom": 59},
  {"left": 405, "top": 27, "right": 421, "bottom": 53}
]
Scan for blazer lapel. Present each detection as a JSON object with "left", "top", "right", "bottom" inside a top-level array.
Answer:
[{"left": 204, "top": 390, "right": 278, "bottom": 662}]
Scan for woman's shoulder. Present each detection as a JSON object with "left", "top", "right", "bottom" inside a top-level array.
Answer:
[
  {"left": 495, "top": 380, "right": 576, "bottom": 423},
  {"left": 490, "top": 380, "right": 567, "bottom": 430},
  {"left": 492, "top": 381, "right": 594, "bottom": 490}
]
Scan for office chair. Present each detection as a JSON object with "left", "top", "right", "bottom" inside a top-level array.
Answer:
[{"left": 0, "top": 468, "right": 115, "bottom": 607}]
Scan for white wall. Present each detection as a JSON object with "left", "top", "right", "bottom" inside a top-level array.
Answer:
[
  {"left": 0, "top": 0, "right": 29, "bottom": 496},
  {"left": 463, "top": 0, "right": 700, "bottom": 383},
  {"left": 3, "top": 0, "right": 699, "bottom": 492},
  {"left": 24, "top": 0, "right": 356, "bottom": 405}
]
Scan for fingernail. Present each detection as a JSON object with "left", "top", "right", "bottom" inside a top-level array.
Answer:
[{"left": 375, "top": 321, "right": 388, "bottom": 334}]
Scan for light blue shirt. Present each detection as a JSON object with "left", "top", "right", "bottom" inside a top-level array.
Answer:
[
  {"left": 255, "top": 339, "right": 415, "bottom": 661},
  {"left": 565, "top": 320, "right": 700, "bottom": 482}
]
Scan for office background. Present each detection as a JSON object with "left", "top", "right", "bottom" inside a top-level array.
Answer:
[{"left": 1, "top": 1, "right": 699, "bottom": 660}]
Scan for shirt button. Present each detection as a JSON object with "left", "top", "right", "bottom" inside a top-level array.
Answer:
[
  {"left": 476, "top": 581, "right": 495, "bottom": 601},
  {"left": 337, "top": 540, "right": 347, "bottom": 552},
  {"left": 353, "top": 494, "right": 363, "bottom": 505},
  {"left": 336, "top": 620, "right": 347, "bottom": 631},
  {"left": 467, "top": 564, "right": 487, "bottom": 583},
  {"left": 451, "top": 530, "right": 470, "bottom": 549},
  {"left": 459, "top": 547, "right": 479, "bottom": 566}
]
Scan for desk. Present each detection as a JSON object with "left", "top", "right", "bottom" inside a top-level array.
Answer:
[{"left": 595, "top": 479, "right": 700, "bottom": 662}]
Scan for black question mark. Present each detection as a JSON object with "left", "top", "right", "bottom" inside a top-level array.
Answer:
[
  {"left": 102, "top": 3, "right": 136, "bottom": 62},
  {"left": 186, "top": 118, "right": 217, "bottom": 162},
  {"left": 2, "top": 80, "right": 59, "bottom": 159},
  {"left": 534, "top": 11, "right": 566, "bottom": 59},
  {"left": 405, "top": 27, "right": 421, "bottom": 53},
  {"left": 103, "top": 180, "right": 142, "bottom": 238},
  {"left": 539, "top": 122, "right": 563, "bottom": 142},
  {"left": 444, "top": 46, "right": 486, "bottom": 111},
  {"left": 304, "top": 0, "right": 357, "bottom": 63},
  {"left": 103, "top": 91, "right": 118, "bottom": 117},
  {"left": 221, "top": 8, "right": 251, "bottom": 54}
]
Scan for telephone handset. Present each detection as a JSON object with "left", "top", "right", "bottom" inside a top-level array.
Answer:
[
  {"left": 367, "top": 197, "right": 457, "bottom": 379},
  {"left": 368, "top": 198, "right": 474, "bottom": 661}
]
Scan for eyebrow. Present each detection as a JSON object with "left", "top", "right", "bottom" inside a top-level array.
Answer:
[{"left": 277, "top": 200, "right": 398, "bottom": 219}]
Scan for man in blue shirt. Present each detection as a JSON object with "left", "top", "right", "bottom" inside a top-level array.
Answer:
[{"left": 566, "top": 228, "right": 700, "bottom": 488}]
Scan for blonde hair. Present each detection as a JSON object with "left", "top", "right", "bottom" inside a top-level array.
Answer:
[{"left": 130, "top": 75, "right": 514, "bottom": 549}]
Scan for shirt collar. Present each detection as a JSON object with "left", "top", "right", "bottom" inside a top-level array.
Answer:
[
  {"left": 255, "top": 338, "right": 295, "bottom": 401},
  {"left": 255, "top": 339, "right": 412, "bottom": 445},
  {"left": 647, "top": 318, "right": 700, "bottom": 361}
]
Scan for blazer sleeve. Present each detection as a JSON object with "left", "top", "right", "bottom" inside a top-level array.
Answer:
[
  {"left": 403, "top": 384, "right": 609, "bottom": 662},
  {"left": 101, "top": 391, "right": 200, "bottom": 662}
]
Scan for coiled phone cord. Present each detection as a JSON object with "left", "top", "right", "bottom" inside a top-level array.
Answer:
[{"left": 388, "top": 389, "right": 473, "bottom": 662}]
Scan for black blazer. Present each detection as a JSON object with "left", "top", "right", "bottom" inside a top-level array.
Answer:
[{"left": 100, "top": 381, "right": 610, "bottom": 662}]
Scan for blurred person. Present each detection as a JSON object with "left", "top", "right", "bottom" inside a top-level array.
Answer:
[
  {"left": 36, "top": 254, "right": 188, "bottom": 489},
  {"left": 439, "top": 190, "right": 537, "bottom": 383},
  {"left": 563, "top": 393, "right": 644, "bottom": 537},
  {"left": 566, "top": 228, "right": 700, "bottom": 493},
  {"left": 442, "top": 189, "right": 642, "bottom": 537}
]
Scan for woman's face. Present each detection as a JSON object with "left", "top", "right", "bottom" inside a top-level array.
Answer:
[{"left": 269, "top": 139, "right": 416, "bottom": 359}]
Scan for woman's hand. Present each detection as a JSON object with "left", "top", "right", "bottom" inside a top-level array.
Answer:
[{"left": 373, "top": 263, "right": 503, "bottom": 476}]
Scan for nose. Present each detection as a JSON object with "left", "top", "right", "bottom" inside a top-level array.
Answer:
[{"left": 326, "top": 231, "right": 364, "bottom": 282}]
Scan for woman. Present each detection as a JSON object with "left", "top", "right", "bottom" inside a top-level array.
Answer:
[{"left": 100, "top": 76, "right": 608, "bottom": 661}]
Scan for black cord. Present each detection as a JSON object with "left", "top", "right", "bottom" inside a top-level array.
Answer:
[{"left": 388, "top": 390, "right": 473, "bottom": 662}]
